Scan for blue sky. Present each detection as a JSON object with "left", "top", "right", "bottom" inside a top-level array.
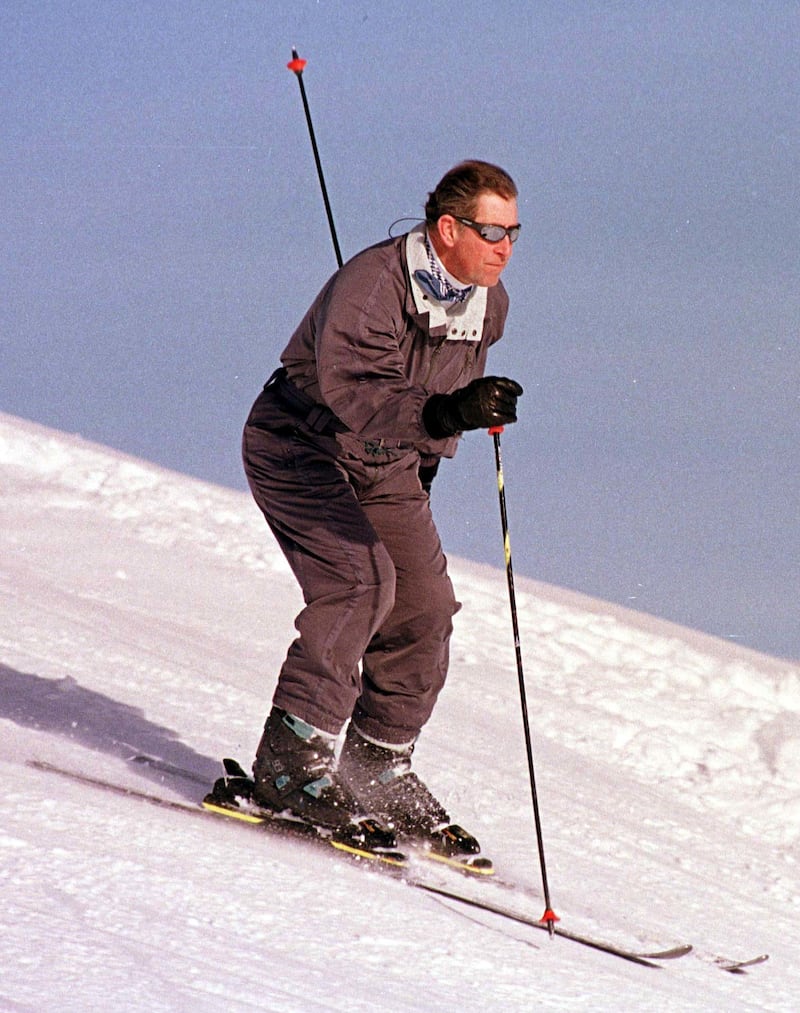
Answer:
[{"left": 2, "top": 1, "right": 798, "bottom": 658}]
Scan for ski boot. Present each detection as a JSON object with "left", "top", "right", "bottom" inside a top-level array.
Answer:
[
  {"left": 249, "top": 708, "right": 398, "bottom": 853},
  {"left": 338, "top": 723, "right": 493, "bottom": 874}
]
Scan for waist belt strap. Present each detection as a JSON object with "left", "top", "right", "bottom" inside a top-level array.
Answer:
[{"left": 265, "top": 368, "right": 347, "bottom": 435}]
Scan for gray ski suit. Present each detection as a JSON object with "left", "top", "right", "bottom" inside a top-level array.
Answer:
[{"left": 243, "top": 225, "right": 509, "bottom": 744}]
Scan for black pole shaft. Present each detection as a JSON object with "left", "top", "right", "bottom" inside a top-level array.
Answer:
[
  {"left": 288, "top": 50, "right": 344, "bottom": 269},
  {"left": 491, "top": 428, "right": 556, "bottom": 933}
]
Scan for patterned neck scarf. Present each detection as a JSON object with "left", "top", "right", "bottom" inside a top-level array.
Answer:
[{"left": 413, "top": 232, "right": 474, "bottom": 305}]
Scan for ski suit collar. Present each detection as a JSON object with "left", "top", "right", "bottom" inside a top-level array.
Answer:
[{"left": 405, "top": 224, "right": 487, "bottom": 341}]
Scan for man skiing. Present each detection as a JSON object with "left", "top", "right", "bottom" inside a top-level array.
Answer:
[{"left": 240, "top": 160, "right": 523, "bottom": 853}]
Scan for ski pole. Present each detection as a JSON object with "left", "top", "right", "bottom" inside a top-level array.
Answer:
[
  {"left": 287, "top": 50, "right": 344, "bottom": 269},
  {"left": 286, "top": 49, "right": 557, "bottom": 928},
  {"left": 489, "top": 425, "right": 558, "bottom": 934}
]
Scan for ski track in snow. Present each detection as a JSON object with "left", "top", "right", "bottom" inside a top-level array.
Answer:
[{"left": 1, "top": 411, "right": 798, "bottom": 1012}]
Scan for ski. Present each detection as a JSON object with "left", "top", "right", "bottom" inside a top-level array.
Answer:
[
  {"left": 26, "top": 758, "right": 684, "bottom": 967},
  {"left": 415, "top": 881, "right": 692, "bottom": 967},
  {"left": 133, "top": 752, "right": 495, "bottom": 878},
  {"left": 712, "top": 953, "right": 770, "bottom": 974},
  {"left": 28, "top": 759, "right": 207, "bottom": 816},
  {"left": 200, "top": 795, "right": 407, "bottom": 866},
  {"left": 130, "top": 753, "right": 211, "bottom": 786},
  {"left": 417, "top": 883, "right": 767, "bottom": 973},
  {"left": 27, "top": 758, "right": 767, "bottom": 973},
  {"left": 26, "top": 759, "right": 406, "bottom": 869},
  {"left": 201, "top": 758, "right": 405, "bottom": 865}
]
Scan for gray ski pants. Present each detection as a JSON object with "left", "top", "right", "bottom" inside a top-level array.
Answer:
[{"left": 242, "top": 390, "right": 459, "bottom": 745}]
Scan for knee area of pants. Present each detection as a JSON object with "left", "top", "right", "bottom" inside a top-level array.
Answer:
[{"left": 410, "top": 578, "right": 459, "bottom": 627}]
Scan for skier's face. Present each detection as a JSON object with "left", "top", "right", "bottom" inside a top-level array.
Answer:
[{"left": 436, "top": 192, "right": 519, "bottom": 288}]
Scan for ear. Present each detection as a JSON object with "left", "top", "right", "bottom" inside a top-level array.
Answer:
[{"left": 432, "top": 214, "right": 459, "bottom": 250}]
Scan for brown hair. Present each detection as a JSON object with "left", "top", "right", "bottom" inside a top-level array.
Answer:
[{"left": 424, "top": 160, "right": 518, "bottom": 224}]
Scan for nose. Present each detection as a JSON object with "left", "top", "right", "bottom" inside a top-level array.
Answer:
[{"left": 497, "top": 235, "right": 513, "bottom": 259}]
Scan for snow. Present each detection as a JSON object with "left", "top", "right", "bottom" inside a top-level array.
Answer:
[{"left": 1, "top": 409, "right": 798, "bottom": 1012}]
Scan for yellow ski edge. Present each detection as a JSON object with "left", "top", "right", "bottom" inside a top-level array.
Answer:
[
  {"left": 201, "top": 800, "right": 266, "bottom": 824},
  {"left": 202, "top": 799, "right": 406, "bottom": 867},
  {"left": 423, "top": 851, "right": 495, "bottom": 876},
  {"left": 329, "top": 839, "right": 407, "bottom": 867}
]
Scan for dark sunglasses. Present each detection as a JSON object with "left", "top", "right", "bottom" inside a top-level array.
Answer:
[{"left": 454, "top": 217, "right": 521, "bottom": 244}]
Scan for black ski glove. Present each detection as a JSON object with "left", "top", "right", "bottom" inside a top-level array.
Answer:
[{"left": 422, "top": 376, "right": 524, "bottom": 439}]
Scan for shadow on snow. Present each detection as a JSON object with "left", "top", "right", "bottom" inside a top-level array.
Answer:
[{"left": 1, "top": 662, "right": 221, "bottom": 800}]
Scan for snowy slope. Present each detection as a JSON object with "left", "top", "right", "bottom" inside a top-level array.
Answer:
[{"left": 1, "top": 410, "right": 798, "bottom": 1012}]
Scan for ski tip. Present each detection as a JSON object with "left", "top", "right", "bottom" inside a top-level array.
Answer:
[
  {"left": 716, "top": 953, "right": 769, "bottom": 973},
  {"left": 642, "top": 944, "right": 693, "bottom": 960}
]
